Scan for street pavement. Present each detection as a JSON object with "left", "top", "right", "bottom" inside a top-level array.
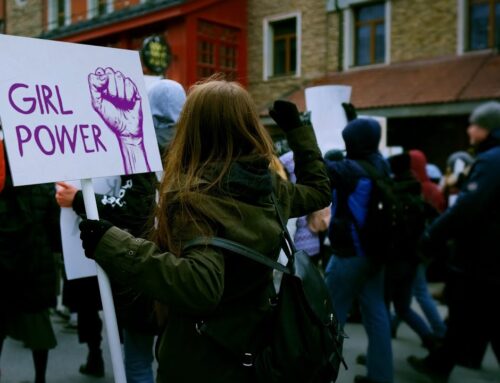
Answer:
[{"left": 1, "top": 290, "right": 498, "bottom": 383}]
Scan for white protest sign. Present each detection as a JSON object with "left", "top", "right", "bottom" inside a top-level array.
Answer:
[
  {"left": 0, "top": 34, "right": 162, "bottom": 186},
  {"left": 305, "top": 85, "right": 352, "bottom": 154},
  {"left": 60, "top": 177, "right": 121, "bottom": 280}
]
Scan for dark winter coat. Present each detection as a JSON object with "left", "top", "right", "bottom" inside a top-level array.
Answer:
[
  {"left": 0, "top": 163, "right": 60, "bottom": 314},
  {"left": 426, "top": 129, "right": 500, "bottom": 284},
  {"left": 92, "top": 125, "right": 330, "bottom": 383},
  {"left": 325, "top": 118, "right": 390, "bottom": 257}
]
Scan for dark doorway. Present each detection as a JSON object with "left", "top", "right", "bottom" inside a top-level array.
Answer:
[{"left": 387, "top": 115, "right": 470, "bottom": 171}]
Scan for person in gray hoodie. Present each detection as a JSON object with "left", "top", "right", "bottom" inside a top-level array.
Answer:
[{"left": 55, "top": 79, "right": 186, "bottom": 383}]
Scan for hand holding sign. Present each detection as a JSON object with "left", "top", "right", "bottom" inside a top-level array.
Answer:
[{"left": 88, "top": 67, "right": 150, "bottom": 174}]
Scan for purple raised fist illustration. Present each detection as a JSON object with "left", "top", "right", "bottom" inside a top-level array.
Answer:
[{"left": 88, "top": 67, "right": 150, "bottom": 174}]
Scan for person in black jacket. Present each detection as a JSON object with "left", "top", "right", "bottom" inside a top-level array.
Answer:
[
  {"left": 55, "top": 79, "right": 186, "bottom": 383},
  {"left": 408, "top": 101, "right": 500, "bottom": 382},
  {"left": 0, "top": 148, "right": 61, "bottom": 383}
]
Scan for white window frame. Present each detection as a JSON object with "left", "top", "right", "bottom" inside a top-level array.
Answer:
[
  {"left": 87, "top": 0, "right": 114, "bottom": 19},
  {"left": 262, "top": 11, "right": 302, "bottom": 81},
  {"left": 457, "top": 0, "right": 466, "bottom": 54},
  {"left": 47, "top": 0, "right": 71, "bottom": 31},
  {"left": 457, "top": 0, "right": 499, "bottom": 54},
  {"left": 343, "top": 0, "right": 391, "bottom": 70}
]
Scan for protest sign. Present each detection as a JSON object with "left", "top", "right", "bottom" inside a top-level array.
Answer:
[
  {"left": 0, "top": 34, "right": 162, "bottom": 186},
  {"left": 60, "top": 177, "right": 121, "bottom": 280},
  {"left": 305, "top": 85, "right": 352, "bottom": 154},
  {"left": 0, "top": 34, "right": 164, "bottom": 382}
]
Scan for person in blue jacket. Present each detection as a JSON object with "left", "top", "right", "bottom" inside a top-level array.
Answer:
[
  {"left": 408, "top": 101, "right": 500, "bottom": 381},
  {"left": 324, "top": 115, "right": 393, "bottom": 383}
]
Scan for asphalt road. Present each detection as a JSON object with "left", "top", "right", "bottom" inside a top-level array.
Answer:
[{"left": 1, "top": 293, "right": 498, "bottom": 383}]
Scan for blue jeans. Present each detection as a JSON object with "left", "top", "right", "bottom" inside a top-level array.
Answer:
[
  {"left": 123, "top": 329, "right": 155, "bottom": 383},
  {"left": 386, "top": 261, "right": 433, "bottom": 341},
  {"left": 413, "top": 264, "right": 447, "bottom": 338},
  {"left": 325, "top": 255, "right": 393, "bottom": 383}
]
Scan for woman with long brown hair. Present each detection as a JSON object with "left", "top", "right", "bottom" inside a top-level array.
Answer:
[{"left": 78, "top": 78, "right": 330, "bottom": 382}]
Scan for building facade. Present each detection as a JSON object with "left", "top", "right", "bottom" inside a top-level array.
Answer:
[
  {"left": 3, "top": 0, "right": 499, "bottom": 167},
  {"left": 248, "top": 0, "right": 500, "bottom": 167},
  {"left": 3, "top": 0, "right": 247, "bottom": 87}
]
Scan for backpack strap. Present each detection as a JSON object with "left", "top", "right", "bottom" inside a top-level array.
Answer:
[
  {"left": 183, "top": 237, "right": 290, "bottom": 274},
  {"left": 183, "top": 191, "right": 296, "bottom": 274},
  {"left": 355, "top": 159, "right": 383, "bottom": 180}
]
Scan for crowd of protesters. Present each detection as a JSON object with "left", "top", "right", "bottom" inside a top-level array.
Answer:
[{"left": 1, "top": 75, "right": 499, "bottom": 383}]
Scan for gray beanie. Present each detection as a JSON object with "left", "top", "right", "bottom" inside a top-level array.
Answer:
[{"left": 469, "top": 101, "right": 500, "bottom": 131}]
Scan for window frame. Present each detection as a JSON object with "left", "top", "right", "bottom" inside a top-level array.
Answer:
[
  {"left": 343, "top": 0, "right": 391, "bottom": 70},
  {"left": 263, "top": 11, "right": 302, "bottom": 81},
  {"left": 196, "top": 20, "right": 240, "bottom": 81},
  {"left": 47, "top": 0, "right": 71, "bottom": 30},
  {"left": 460, "top": 0, "right": 500, "bottom": 52},
  {"left": 87, "top": 0, "right": 113, "bottom": 19}
]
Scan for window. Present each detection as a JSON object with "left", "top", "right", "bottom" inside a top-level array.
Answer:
[
  {"left": 88, "top": 0, "right": 112, "bottom": 19},
  {"left": 263, "top": 12, "right": 301, "bottom": 80},
  {"left": 354, "top": 2, "right": 386, "bottom": 66},
  {"left": 468, "top": 0, "right": 500, "bottom": 50},
  {"left": 197, "top": 20, "right": 240, "bottom": 81},
  {"left": 271, "top": 18, "right": 297, "bottom": 76},
  {"left": 48, "top": 0, "right": 69, "bottom": 30}
]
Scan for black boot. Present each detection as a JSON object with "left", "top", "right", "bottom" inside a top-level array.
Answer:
[
  {"left": 79, "top": 344, "right": 104, "bottom": 377},
  {"left": 422, "top": 334, "right": 444, "bottom": 353}
]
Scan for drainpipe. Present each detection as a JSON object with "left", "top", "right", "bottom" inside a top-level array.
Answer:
[{"left": 336, "top": 0, "right": 343, "bottom": 72}]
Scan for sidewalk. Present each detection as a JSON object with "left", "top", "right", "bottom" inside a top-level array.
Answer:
[{"left": 1, "top": 303, "right": 498, "bottom": 382}]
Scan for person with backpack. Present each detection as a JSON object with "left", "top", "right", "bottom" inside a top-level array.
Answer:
[
  {"left": 408, "top": 101, "right": 500, "bottom": 382},
  {"left": 384, "top": 152, "right": 441, "bottom": 351},
  {"left": 0, "top": 133, "right": 61, "bottom": 383},
  {"left": 324, "top": 116, "right": 393, "bottom": 383},
  {"left": 74, "top": 79, "right": 331, "bottom": 383}
]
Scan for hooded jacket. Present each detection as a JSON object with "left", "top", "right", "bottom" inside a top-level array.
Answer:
[
  {"left": 148, "top": 79, "right": 187, "bottom": 152},
  {"left": 409, "top": 150, "right": 446, "bottom": 213},
  {"left": 325, "top": 118, "right": 390, "bottom": 257},
  {"left": 426, "top": 129, "right": 500, "bottom": 284},
  {"left": 92, "top": 125, "right": 330, "bottom": 383}
]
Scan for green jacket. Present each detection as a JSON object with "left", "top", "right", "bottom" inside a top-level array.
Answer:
[{"left": 94, "top": 126, "right": 331, "bottom": 383}]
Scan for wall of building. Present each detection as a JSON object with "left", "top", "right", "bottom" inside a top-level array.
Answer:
[
  {"left": 247, "top": 0, "right": 329, "bottom": 111},
  {"left": 6, "top": 0, "right": 44, "bottom": 36},
  {"left": 390, "top": 0, "right": 457, "bottom": 62}
]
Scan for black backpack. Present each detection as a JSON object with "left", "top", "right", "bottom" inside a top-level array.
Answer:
[
  {"left": 183, "top": 194, "right": 346, "bottom": 383},
  {"left": 351, "top": 160, "right": 406, "bottom": 263},
  {"left": 391, "top": 181, "right": 428, "bottom": 255}
]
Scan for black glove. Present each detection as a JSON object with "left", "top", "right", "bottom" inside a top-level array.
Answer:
[
  {"left": 342, "top": 102, "right": 357, "bottom": 122},
  {"left": 269, "top": 100, "right": 303, "bottom": 132},
  {"left": 79, "top": 219, "right": 113, "bottom": 259}
]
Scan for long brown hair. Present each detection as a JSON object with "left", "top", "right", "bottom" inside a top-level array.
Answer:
[{"left": 153, "top": 77, "right": 275, "bottom": 251}]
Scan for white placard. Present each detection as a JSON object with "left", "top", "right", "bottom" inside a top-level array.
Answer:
[
  {"left": 60, "top": 177, "right": 121, "bottom": 280},
  {"left": 305, "top": 85, "right": 352, "bottom": 154},
  {"left": 0, "top": 34, "right": 162, "bottom": 186}
]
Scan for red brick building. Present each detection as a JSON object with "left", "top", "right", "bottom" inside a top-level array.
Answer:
[{"left": 38, "top": 0, "right": 247, "bottom": 88}]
